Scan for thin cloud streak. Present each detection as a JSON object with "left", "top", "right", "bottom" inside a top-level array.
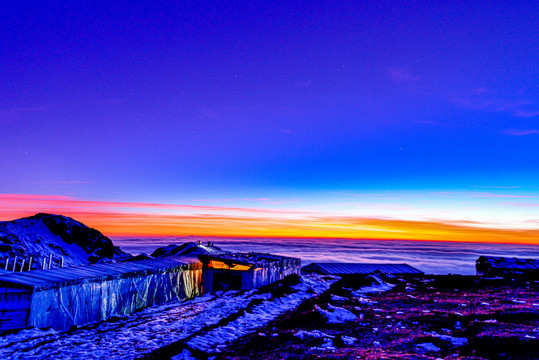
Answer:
[
  {"left": 471, "top": 192, "right": 534, "bottom": 198},
  {"left": 513, "top": 110, "right": 539, "bottom": 118},
  {"left": 447, "top": 87, "right": 539, "bottom": 119},
  {"left": 192, "top": 198, "right": 271, "bottom": 202},
  {"left": 502, "top": 129, "right": 539, "bottom": 136},
  {"left": 30, "top": 180, "right": 96, "bottom": 185},
  {"left": 386, "top": 67, "right": 420, "bottom": 83},
  {"left": 0, "top": 194, "right": 314, "bottom": 216}
]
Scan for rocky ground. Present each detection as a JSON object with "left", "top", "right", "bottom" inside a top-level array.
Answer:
[{"left": 219, "top": 274, "right": 539, "bottom": 360}]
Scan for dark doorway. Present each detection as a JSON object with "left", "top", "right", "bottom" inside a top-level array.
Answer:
[{"left": 213, "top": 270, "right": 243, "bottom": 291}]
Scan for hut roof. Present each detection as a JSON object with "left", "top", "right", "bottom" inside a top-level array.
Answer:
[
  {"left": 199, "top": 252, "right": 300, "bottom": 269},
  {"left": 476, "top": 256, "right": 539, "bottom": 270},
  {"left": 0, "top": 256, "right": 201, "bottom": 291},
  {"left": 302, "top": 262, "right": 423, "bottom": 275}
]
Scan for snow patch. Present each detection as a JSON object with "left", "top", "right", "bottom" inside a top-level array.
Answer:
[
  {"left": 342, "top": 335, "right": 357, "bottom": 345},
  {"left": 416, "top": 342, "right": 441, "bottom": 352},
  {"left": 294, "top": 329, "right": 334, "bottom": 340},
  {"left": 316, "top": 304, "right": 357, "bottom": 324},
  {"left": 352, "top": 275, "right": 395, "bottom": 294},
  {"left": 310, "top": 337, "right": 335, "bottom": 351},
  {"left": 439, "top": 335, "right": 468, "bottom": 346}
]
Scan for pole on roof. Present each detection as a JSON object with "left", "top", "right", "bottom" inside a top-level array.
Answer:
[
  {"left": 12, "top": 256, "right": 17, "bottom": 271},
  {"left": 48, "top": 254, "right": 53, "bottom": 269},
  {"left": 4, "top": 258, "right": 9, "bottom": 271},
  {"left": 20, "top": 259, "right": 25, "bottom": 272},
  {"left": 28, "top": 256, "right": 33, "bottom": 271}
]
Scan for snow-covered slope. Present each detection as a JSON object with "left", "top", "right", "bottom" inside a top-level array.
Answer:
[
  {"left": 0, "top": 274, "right": 338, "bottom": 359},
  {"left": 0, "top": 213, "right": 131, "bottom": 269}
]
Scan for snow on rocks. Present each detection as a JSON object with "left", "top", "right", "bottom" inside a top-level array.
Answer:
[
  {"left": 341, "top": 335, "right": 357, "bottom": 345},
  {"left": 315, "top": 304, "right": 357, "bottom": 324},
  {"left": 355, "top": 296, "right": 375, "bottom": 305},
  {"left": 352, "top": 274, "right": 396, "bottom": 294},
  {"left": 294, "top": 329, "right": 334, "bottom": 340},
  {"left": 330, "top": 294, "right": 348, "bottom": 301},
  {"left": 416, "top": 342, "right": 441, "bottom": 352},
  {"left": 424, "top": 331, "right": 468, "bottom": 346},
  {"left": 439, "top": 335, "right": 468, "bottom": 346},
  {"left": 310, "top": 337, "right": 336, "bottom": 351},
  {"left": 171, "top": 349, "right": 198, "bottom": 360},
  {"left": 185, "top": 274, "right": 338, "bottom": 355},
  {"left": 0, "top": 213, "right": 131, "bottom": 269},
  {"left": 511, "top": 299, "right": 527, "bottom": 304}
]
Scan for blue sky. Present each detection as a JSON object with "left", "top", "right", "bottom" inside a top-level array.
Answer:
[{"left": 1, "top": 1, "right": 538, "bottom": 241}]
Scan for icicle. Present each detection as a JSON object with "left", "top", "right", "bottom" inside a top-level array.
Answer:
[{"left": 28, "top": 256, "right": 33, "bottom": 271}]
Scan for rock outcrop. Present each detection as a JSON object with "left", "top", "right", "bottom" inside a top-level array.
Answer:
[{"left": 0, "top": 213, "right": 132, "bottom": 269}]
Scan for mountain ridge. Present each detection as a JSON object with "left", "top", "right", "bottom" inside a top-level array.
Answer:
[{"left": 0, "top": 213, "right": 131, "bottom": 270}]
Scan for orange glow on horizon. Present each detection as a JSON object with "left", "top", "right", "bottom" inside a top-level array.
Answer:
[
  {"left": 1, "top": 194, "right": 538, "bottom": 245},
  {"left": 1, "top": 208, "right": 538, "bottom": 245}
]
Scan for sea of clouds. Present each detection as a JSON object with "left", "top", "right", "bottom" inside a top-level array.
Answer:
[{"left": 113, "top": 236, "right": 539, "bottom": 275}]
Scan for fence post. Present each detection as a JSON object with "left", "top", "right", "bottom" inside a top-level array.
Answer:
[
  {"left": 48, "top": 254, "right": 53, "bottom": 269},
  {"left": 20, "top": 259, "right": 25, "bottom": 272},
  {"left": 28, "top": 256, "right": 33, "bottom": 271},
  {"left": 42, "top": 257, "right": 46, "bottom": 270},
  {"left": 4, "top": 258, "right": 9, "bottom": 271},
  {"left": 12, "top": 256, "right": 18, "bottom": 272}
]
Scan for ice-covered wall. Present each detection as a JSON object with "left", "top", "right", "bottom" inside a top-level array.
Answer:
[
  {"left": 252, "top": 257, "right": 301, "bottom": 289},
  {"left": 0, "top": 287, "right": 31, "bottom": 331},
  {"left": 27, "top": 267, "right": 201, "bottom": 330}
]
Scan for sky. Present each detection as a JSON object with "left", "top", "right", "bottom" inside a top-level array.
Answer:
[{"left": 1, "top": 1, "right": 538, "bottom": 243}]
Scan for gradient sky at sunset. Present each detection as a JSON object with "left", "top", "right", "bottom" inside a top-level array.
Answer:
[{"left": 1, "top": 1, "right": 538, "bottom": 243}]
